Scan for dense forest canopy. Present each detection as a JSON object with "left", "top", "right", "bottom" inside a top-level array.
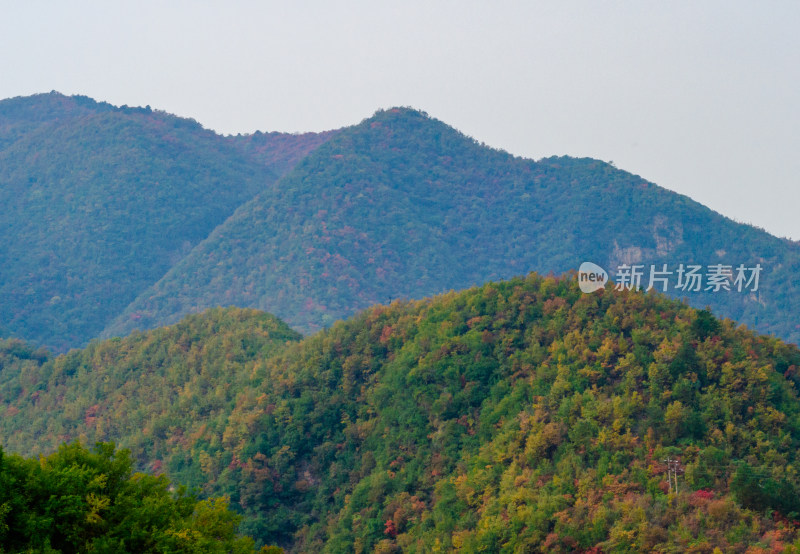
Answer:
[{"left": 3, "top": 275, "right": 800, "bottom": 551}]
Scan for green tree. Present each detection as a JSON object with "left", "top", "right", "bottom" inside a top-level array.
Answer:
[{"left": 0, "top": 441, "right": 262, "bottom": 553}]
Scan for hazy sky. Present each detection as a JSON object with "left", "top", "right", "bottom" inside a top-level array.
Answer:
[{"left": 2, "top": 1, "right": 798, "bottom": 240}]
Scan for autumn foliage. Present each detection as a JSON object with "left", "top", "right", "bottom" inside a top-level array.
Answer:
[{"left": 3, "top": 274, "right": 800, "bottom": 551}]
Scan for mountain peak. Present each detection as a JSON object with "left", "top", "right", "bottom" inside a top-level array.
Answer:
[
  {"left": 366, "top": 105, "right": 455, "bottom": 129},
  {"left": 368, "top": 105, "right": 431, "bottom": 120},
  {"left": 0, "top": 91, "right": 106, "bottom": 124}
]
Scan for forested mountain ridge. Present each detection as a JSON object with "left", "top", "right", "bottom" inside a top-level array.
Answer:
[
  {"left": 0, "top": 92, "right": 335, "bottom": 351},
  {"left": 105, "top": 106, "right": 800, "bottom": 345},
  {"left": 4, "top": 274, "right": 800, "bottom": 551},
  {"left": 3, "top": 92, "right": 798, "bottom": 352}
]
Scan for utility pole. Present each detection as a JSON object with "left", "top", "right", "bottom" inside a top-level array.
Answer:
[{"left": 663, "top": 457, "right": 681, "bottom": 494}]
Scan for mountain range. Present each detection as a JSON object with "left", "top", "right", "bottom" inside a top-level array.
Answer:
[
  {"left": 1, "top": 91, "right": 798, "bottom": 351},
  {"left": 4, "top": 96, "right": 800, "bottom": 552}
]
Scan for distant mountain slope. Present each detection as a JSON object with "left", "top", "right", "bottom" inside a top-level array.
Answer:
[
  {"left": 3, "top": 94, "right": 798, "bottom": 351},
  {"left": 0, "top": 92, "right": 334, "bottom": 351},
  {"left": 5, "top": 274, "right": 800, "bottom": 551},
  {"left": 105, "top": 107, "right": 800, "bottom": 344}
]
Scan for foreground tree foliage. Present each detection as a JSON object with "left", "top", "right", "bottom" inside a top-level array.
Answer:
[
  {"left": 4, "top": 275, "right": 800, "bottom": 551},
  {"left": 0, "top": 441, "right": 277, "bottom": 553}
]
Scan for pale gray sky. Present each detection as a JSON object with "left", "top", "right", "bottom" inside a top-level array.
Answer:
[{"left": 2, "top": 1, "right": 798, "bottom": 239}]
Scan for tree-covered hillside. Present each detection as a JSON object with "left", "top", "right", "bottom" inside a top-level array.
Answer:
[
  {"left": 105, "top": 107, "right": 800, "bottom": 345},
  {"left": 0, "top": 92, "right": 333, "bottom": 351},
  {"left": 0, "top": 307, "right": 300, "bottom": 482},
  {"left": 5, "top": 275, "right": 800, "bottom": 551}
]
